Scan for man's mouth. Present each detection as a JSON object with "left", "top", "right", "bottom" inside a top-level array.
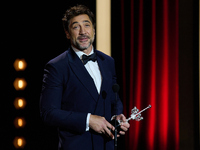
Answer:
[{"left": 78, "top": 36, "right": 89, "bottom": 42}]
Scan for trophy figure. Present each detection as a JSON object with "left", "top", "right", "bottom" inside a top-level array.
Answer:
[
  {"left": 117, "top": 105, "right": 152, "bottom": 126},
  {"left": 112, "top": 105, "right": 151, "bottom": 150}
]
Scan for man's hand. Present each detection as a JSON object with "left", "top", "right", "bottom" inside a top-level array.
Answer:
[
  {"left": 115, "top": 114, "right": 130, "bottom": 136},
  {"left": 89, "top": 115, "right": 115, "bottom": 139}
]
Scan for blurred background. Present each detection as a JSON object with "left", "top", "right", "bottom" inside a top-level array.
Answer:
[{"left": 2, "top": 0, "right": 199, "bottom": 150}]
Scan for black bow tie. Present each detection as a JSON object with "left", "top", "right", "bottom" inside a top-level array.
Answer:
[{"left": 82, "top": 53, "right": 97, "bottom": 65}]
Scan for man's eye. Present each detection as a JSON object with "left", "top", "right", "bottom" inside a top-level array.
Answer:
[
  {"left": 73, "top": 26, "right": 79, "bottom": 29},
  {"left": 85, "top": 24, "right": 90, "bottom": 27}
]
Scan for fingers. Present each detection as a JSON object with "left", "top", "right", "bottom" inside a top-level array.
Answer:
[
  {"left": 121, "top": 114, "right": 127, "bottom": 122},
  {"left": 115, "top": 114, "right": 130, "bottom": 130},
  {"left": 116, "top": 114, "right": 126, "bottom": 122},
  {"left": 115, "top": 114, "right": 130, "bottom": 137},
  {"left": 115, "top": 122, "right": 130, "bottom": 137},
  {"left": 106, "top": 121, "right": 115, "bottom": 131},
  {"left": 119, "top": 131, "right": 125, "bottom": 135},
  {"left": 89, "top": 114, "right": 130, "bottom": 139},
  {"left": 104, "top": 125, "right": 114, "bottom": 139},
  {"left": 89, "top": 115, "right": 115, "bottom": 139},
  {"left": 104, "top": 120, "right": 115, "bottom": 139},
  {"left": 120, "top": 122, "right": 130, "bottom": 131}
]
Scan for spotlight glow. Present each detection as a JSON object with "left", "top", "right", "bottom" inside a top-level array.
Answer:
[
  {"left": 13, "top": 59, "right": 27, "bottom": 71},
  {"left": 13, "top": 137, "right": 26, "bottom": 148},
  {"left": 14, "top": 98, "right": 26, "bottom": 109},
  {"left": 13, "top": 78, "right": 27, "bottom": 90}
]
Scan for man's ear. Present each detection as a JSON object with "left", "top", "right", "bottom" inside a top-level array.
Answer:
[
  {"left": 93, "top": 28, "right": 95, "bottom": 35},
  {"left": 65, "top": 30, "right": 71, "bottom": 39}
]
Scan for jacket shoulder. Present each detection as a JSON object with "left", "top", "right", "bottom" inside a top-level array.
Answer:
[
  {"left": 47, "top": 50, "right": 69, "bottom": 66},
  {"left": 96, "top": 50, "right": 114, "bottom": 62}
]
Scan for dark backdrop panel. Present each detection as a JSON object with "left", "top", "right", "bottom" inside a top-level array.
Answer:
[{"left": 3, "top": 1, "right": 95, "bottom": 150}]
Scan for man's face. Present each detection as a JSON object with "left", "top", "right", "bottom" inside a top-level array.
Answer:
[{"left": 66, "top": 14, "right": 95, "bottom": 51}]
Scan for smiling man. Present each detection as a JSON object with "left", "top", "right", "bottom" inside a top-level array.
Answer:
[
  {"left": 40, "top": 5, "right": 129, "bottom": 150},
  {"left": 65, "top": 14, "right": 95, "bottom": 54}
]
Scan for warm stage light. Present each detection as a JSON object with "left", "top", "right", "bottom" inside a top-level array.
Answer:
[
  {"left": 13, "top": 78, "right": 27, "bottom": 90},
  {"left": 14, "top": 59, "right": 27, "bottom": 71},
  {"left": 14, "top": 98, "right": 26, "bottom": 109},
  {"left": 14, "top": 117, "right": 26, "bottom": 128},
  {"left": 13, "top": 137, "right": 26, "bottom": 148},
  {"left": 18, "top": 99, "right": 23, "bottom": 107},
  {"left": 18, "top": 118, "right": 23, "bottom": 126}
]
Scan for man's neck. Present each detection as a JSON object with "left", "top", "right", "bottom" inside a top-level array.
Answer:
[
  {"left": 72, "top": 45, "right": 93, "bottom": 55},
  {"left": 83, "top": 49, "right": 92, "bottom": 55},
  {"left": 72, "top": 46, "right": 94, "bottom": 57}
]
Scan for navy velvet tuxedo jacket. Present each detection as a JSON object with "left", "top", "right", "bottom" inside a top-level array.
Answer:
[{"left": 40, "top": 47, "right": 123, "bottom": 150}]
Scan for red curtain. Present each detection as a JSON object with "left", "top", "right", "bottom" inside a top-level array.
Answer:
[{"left": 120, "top": 0, "right": 179, "bottom": 149}]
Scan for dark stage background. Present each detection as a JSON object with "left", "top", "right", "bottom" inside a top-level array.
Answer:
[
  {"left": 3, "top": 1, "right": 96, "bottom": 150},
  {"left": 2, "top": 0, "right": 199, "bottom": 150}
]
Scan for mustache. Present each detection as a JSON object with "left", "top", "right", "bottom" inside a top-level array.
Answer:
[{"left": 78, "top": 35, "right": 90, "bottom": 39}]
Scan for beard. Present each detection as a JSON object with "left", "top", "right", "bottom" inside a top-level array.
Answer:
[{"left": 72, "top": 34, "right": 95, "bottom": 51}]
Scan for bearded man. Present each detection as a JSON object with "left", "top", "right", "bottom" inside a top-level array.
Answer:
[{"left": 40, "top": 5, "right": 129, "bottom": 150}]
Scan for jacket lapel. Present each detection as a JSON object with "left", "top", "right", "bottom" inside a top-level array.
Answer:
[
  {"left": 96, "top": 51, "right": 110, "bottom": 94},
  {"left": 94, "top": 50, "right": 113, "bottom": 119},
  {"left": 67, "top": 48, "right": 99, "bottom": 101}
]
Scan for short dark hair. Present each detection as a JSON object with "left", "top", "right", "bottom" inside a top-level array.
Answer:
[{"left": 62, "top": 5, "right": 95, "bottom": 32}]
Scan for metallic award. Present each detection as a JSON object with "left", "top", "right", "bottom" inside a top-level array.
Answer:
[
  {"left": 112, "top": 104, "right": 151, "bottom": 150},
  {"left": 118, "top": 105, "right": 152, "bottom": 125}
]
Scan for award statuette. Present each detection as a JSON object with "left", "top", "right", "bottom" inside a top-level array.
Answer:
[
  {"left": 125, "top": 104, "right": 152, "bottom": 122},
  {"left": 115, "top": 105, "right": 152, "bottom": 128},
  {"left": 110, "top": 105, "right": 151, "bottom": 150}
]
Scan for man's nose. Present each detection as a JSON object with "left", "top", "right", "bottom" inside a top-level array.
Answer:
[{"left": 79, "top": 26, "right": 86, "bottom": 34}]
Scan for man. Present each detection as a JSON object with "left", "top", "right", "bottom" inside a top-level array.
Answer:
[{"left": 40, "top": 5, "right": 130, "bottom": 150}]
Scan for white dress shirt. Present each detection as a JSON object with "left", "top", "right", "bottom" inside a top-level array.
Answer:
[{"left": 72, "top": 46, "right": 102, "bottom": 131}]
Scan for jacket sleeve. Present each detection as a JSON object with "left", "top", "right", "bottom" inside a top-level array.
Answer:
[{"left": 40, "top": 62, "right": 87, "bottom": 134}]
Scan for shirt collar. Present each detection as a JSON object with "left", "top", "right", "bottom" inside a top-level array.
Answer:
[{"left": 71, "top": 46, "right": 94, "bottom": 59}]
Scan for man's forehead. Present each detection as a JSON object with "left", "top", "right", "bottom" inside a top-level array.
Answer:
[{"left": 70, "top": 14, "right": 92, "bottom": 25}]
